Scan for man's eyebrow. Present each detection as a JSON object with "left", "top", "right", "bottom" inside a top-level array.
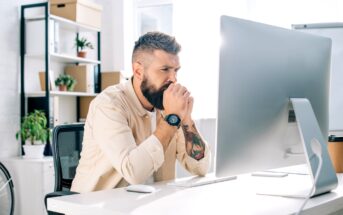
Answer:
[
  {"left": 160, "top": 65, "right": 181, "bottom": 70},
  {"left": 160, "top": 65, "right": 172, "bottom": 68}
]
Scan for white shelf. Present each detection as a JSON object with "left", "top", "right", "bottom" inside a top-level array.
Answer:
[
  {"left": 26, "top": 91, "right": 98, "bottom": 97},
  {"left": 25, "top": 14, "right": 100, "bottom": 32},
  {"left": 51, "top": 15, "right": 100, "bottom": 32},
  {"left": 51, "top": 53, "right": 100, "bottom": 64},
  {"left": 26, "top": 52, "right": 101, "bottom": 64}
]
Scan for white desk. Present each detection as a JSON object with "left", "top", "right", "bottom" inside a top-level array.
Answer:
[{"left": 47, "top": 173, "right": 343, "bottom": 215}]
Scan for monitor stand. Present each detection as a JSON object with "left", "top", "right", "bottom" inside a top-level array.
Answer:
[{"left": 257, "top": 98, "right": 338, "bottom": 198}]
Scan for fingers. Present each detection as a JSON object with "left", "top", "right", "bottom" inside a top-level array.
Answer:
[
  {"left": 163, "top": 83, "right": 192, "bottom": 120},
  {"left": 183, "top": 91, "right": 190, "bottom": 98},
  {"left": 170, "top": 83, "right": 189, "bottom": 97},
  {"left": 188, "top": 96, "right": 194, "bottom": 104},
  {"left": 165, "top": 83, "right": 174, "bottom": 93},
  {"left": 178, "top": 86, "right": 188, "bottom": 96}
]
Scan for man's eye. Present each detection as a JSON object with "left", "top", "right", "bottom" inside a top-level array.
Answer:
[{"left": 161, "top": 68, "right": 169, "bottom": 72}]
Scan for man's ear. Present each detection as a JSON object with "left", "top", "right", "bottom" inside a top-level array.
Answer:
[{"left": 132, "top": 61, "right": 144, "bottom": 81}]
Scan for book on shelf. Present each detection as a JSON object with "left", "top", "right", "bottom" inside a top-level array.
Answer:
[
  {"left": 94, "top": 65, "right": 100, "bottom": 93},
  {"left": 39, "top": 70, "right": 55, "bottom": 91}
]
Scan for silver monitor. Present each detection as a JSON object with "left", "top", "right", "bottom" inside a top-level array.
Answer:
[{"left": 215, "top": 15, "right": 337, "bottom": 196}]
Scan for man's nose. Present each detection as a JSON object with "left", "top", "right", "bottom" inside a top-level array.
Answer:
[{"left": 168, "top": 71, "right": 177, "bottom": 83}]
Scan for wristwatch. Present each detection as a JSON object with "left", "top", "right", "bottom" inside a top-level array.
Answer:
[{"left": 164, "top": 114, "right": 181, "bottom": 128}]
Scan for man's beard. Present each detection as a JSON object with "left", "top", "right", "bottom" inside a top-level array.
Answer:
[{"left": 141, "top": 77, "right": 172, "bottom": 110}]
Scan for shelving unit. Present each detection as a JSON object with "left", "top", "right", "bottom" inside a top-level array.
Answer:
[
  {"left": 20, "top": 2, "right": 101, "bottom": 153},
  {"left": 26, "top": 53, "right": 101, "bottom": 64},
  {"left": 25, "top": 14, "right": 101, "bottom": 32},
  {"left": 26, "top": 91, "right": 98, "bottom": 98}
]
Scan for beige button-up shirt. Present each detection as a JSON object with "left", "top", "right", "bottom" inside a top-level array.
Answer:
[{"left": 71, "top": 80, "right": 210, "bottom": 193}]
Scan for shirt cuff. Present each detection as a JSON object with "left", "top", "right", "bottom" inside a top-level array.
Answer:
[{"left": 140, "top": 135, "right": 165, "bottom": 171}]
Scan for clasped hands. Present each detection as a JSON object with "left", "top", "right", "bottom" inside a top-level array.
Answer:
[{"left": 163, "top": 83, "right": 193, "bottom": 125}]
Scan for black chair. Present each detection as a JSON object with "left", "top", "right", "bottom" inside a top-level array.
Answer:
[{"left": 44, "top": 123, "right": 84, "bottom": 215}]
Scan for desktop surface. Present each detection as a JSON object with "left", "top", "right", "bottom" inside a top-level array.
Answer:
[{"left": 48, "top": 167, "right": 343, "bottom": 215}]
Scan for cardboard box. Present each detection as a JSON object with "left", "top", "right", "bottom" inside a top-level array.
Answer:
[
  {"left": 101, "top": 71, "right": 123, "bottom": 91},
  {"left": 50, "top": 0, "right": 103, "bottom": 29},
  {"left": 79, "top": 96, "right": 95, "bottom": 120},
  {"left": 65, "top": 65, "right": 94, "bottom": 93}
]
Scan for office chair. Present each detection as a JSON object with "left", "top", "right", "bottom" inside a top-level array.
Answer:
[{"left": 44, "top": 123, "right": 84, "bottom": 215}]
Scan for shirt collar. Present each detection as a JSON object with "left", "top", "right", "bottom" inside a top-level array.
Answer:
[{"left": 124, "top": 77, "right": 149, "bottom": 117}]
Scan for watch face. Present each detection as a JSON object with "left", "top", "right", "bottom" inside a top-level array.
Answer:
[
  {"left": 169, "top": 115, "right": 179, "bottom": 124},
  {"left": 166, "top": 114, "right": 181, "bottom": 126}
]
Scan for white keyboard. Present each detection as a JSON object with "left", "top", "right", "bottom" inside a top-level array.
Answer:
[{"left": 168, "top": 175, "right": 237, "bottom": 188}]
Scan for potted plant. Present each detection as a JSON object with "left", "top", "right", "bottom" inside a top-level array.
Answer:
[
  {"left": 75, "top": 37, "right": 94, "bottom": 58},
  {"left": 55, "top": 74, "right": 77, "bottom": 91},
  {"left": 16, "top": 110, "right": 50, "bottom": 159}
]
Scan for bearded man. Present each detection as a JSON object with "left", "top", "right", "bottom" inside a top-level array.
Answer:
[{"left": 71, "top": 32, "right": 210, "bottom": 193}]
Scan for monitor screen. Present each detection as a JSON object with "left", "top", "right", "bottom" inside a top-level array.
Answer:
[{"left": 215, "top": 16, "right": 331, "bottom": 178}]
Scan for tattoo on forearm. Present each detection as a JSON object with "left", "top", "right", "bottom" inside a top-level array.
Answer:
[{"left": 182, "top": 123, "right": 205, "bottom": 160}]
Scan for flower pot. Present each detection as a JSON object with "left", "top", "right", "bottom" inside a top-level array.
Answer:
[
  {"left": 77, "top": 51, "right": 87, "bottom": 58},
  {"left": 59, "top": 85, "right": 67, "bottom": 91},
  {"left": 23, "top": 144, "right": 45, "bottom": 159}
]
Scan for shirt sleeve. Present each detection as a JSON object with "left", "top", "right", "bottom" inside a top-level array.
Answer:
[
  {"left": 91, "top": 100, "right": 164, "bottom": 185},
  {"left": 175, "top": 128, "right": 211, "bottom": 176}
]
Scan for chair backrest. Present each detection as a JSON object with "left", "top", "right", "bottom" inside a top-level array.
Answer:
[{"left": 52, "top": 123, "right": 84, "bottom": 191}]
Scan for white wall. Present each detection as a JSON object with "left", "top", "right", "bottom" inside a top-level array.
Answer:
[
  {"left": 94, "top": 0, "right": 127, "bottom": 72},
  {"left": 173, "top": 0, "right": 249, "bottom": 119},
  {"left": 0, "top": 0, "right": 31, "bottom": 158},
  {"left": 247, "top": 0, "right": 343, "bottom": 28},
  {"left": 95, "top": 0, "right": 135, "bottom": 77}
]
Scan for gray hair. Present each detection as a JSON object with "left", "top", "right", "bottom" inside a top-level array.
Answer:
[{"left": 132, "top": 32, "right": 181, "bottom": 63}]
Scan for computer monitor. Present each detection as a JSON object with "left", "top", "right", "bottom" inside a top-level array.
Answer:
[{"left": 215, "top": 15, "right": 337, "bottom": 196}]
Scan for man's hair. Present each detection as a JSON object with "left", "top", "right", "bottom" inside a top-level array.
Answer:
[{"left": 132, "top": 32, "right": 181, "bottom": 63}]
